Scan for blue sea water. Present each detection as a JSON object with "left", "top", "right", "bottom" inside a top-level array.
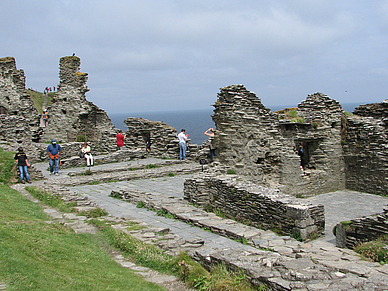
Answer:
[{"left": 108, "top": 102, "right": 361, "bottom": 145}]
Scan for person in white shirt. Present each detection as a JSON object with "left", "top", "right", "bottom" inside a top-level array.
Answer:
[
  {"left": 81, "top": 142, "right": 94, "bottom": 167},
  {"left": 177, "top": 129, "right": 188, "bottom": 160}
]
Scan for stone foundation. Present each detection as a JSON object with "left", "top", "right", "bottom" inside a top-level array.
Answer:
[{"left": 184, "top": 173, "right": 325, "bottom": 240}]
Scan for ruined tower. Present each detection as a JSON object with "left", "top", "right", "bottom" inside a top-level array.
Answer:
[
  {"left": 42, "top": 56, "right": 116, "bottom": 151},
  {"left": 0, "top": 57, "right": 42, "bottom": 143}
]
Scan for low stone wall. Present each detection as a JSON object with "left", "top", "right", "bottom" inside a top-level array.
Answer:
[
  {"left": 335, "top": 207, "right": 388, "bottom": 249},
  {"left": 184, "top": 173, "right": 325, "bottom": 240}
]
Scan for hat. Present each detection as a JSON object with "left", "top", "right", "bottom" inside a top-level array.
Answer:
[{"left": 52, "top": 139, "right": 56, "bottom": 143}]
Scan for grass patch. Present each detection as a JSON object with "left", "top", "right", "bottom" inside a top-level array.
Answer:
[
  {"left": 25, "top": 186, "right": 76, "bottom": 213},
  {"left": 88, "top": 180, "right": 99, "bottom": 185},
  {"left": 137, "top": 201, "right": 146, "bottom": 208},
  {"left": 354, "top": 235, "right": 388, "bottom": 264},
  {"left": 25, "top": 186, "right": 107, "bottom": 218},
  {"left": 0, "top": 148, "right": 17, "bottom": 184},
  {"left": 146, "top": 164, "right": 160, "bottom": 169},
  {"left": 168, "top": 172, "right": 175, "bottom": 177},
  {"left": 0, "top": 186, "right": 164, "bottom": 290},
  {"left": 27, "top": 89, "right": 53, "bottom": 114},
  {"left": 227, "top": 169, "right": 236, "bottom": 175},
  {"left": 156, "top": 208, "right": 176, "bottom": 219}
]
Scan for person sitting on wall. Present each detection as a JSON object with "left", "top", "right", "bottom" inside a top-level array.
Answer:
[
  {"left": 204, "top": 128, "right": 216, "bottom": 162},
  {"left": 116, "top": 130, "right": 126, "bottom": 150},
  {"left": 80, "top": 142, "right": 94, "bottom": 167},
  {"left": 14, "top": 147, "right": 31, "bottom": 184}
]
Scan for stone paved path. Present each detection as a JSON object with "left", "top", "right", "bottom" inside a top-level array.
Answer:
[{"left": 31, "top": 158, "right": 388, "bottom": 290}]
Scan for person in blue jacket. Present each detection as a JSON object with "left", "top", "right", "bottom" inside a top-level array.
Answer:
[{"left": 47, "top": 139, "right": 62, "bottom": 175}]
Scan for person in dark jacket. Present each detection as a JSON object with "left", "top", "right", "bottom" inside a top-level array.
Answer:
[
  {"left": 47, "top": 139, "right": 62, "bottom": 175},
  {"left": 14, "top": 147, "right": 31, "bottom": 184}
]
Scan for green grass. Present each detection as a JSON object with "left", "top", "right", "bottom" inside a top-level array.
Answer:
[
  {"left": 0, "top": 187, "right": 164, "bottom": 291},
  {"left": 0, "top": 147, "right": 164, "bottom": 290},
  {"left": 354, "top": 235, "right": 388, "bottom": 264},
  {"left": 27, "top": 90, "right": 53, "bottom": 114},
  {"left": 0, "top": 148, "right": 16, "bottom": 184}
]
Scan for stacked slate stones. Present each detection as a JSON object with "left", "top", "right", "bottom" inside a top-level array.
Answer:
[
  {"left": 343, "top": 100, "right": 388, "bottom": 195},
  {"left": 0, "top": 57, "right": 42, "bottom": 143},
  {"left": 123, "top": 117, "right": 182, "bottom": 159}
]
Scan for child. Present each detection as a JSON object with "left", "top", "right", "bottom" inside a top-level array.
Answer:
[{"left": 14, "top": 147, "right": 31, "bottom": 184}]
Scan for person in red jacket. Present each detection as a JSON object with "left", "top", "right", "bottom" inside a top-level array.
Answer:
[{"left": 116, "top": 130, "right": 126, "bottom": 150}]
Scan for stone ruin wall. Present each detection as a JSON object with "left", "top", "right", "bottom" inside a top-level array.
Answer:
[
  {"left": 335, "top": 206, "right": 388, "bottom": 249},
  {"left": 184, "top": 173, "right": 325, "bottom": 240},
  {"left": 123, "top": 117, "right": 180, "bottom": 158},
  {"left": 122, "top": 117, "right": 207, "bottom": 160},
  {"left": 342, "top": 101, "right": 388, "bottom": 195},
  {"left": 41, "top": 56, "right": 117, "bottom": 153},
  {"left": 211, "top": 85, "right": 346, "bottom": 197},
  {"left": 0, "top": 57, "right": 42, "bottom": 144}
]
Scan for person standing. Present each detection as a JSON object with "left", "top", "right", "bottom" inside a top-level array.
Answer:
[
  {"left": 42, "top": 109, "right": 49, "bottom": 127},
  {"left": 146, "top": 133, "right": 151, "bottom": 153},
  {"left": 298, "top": 142, "right": 306, "bottom": 171},
  {"left": 204, "top": 128, "right": 216, "bottom": 162},
  {"left": 14, "top": 147, "right": 31, "bottom": 184},
  {"left": 178, "top": 129, "right": 188, "bottom": 160},
  {"left": 116, "top": 130, "right": 126, "bottom": 150},
  {"left": 81, "top": 142, "right": 94, "bottom": 167},
  {"left": 47, "top": 139, "right": 62, "bottom": 175}
]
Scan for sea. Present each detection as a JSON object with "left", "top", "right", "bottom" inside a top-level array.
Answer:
[{"left": 109, "top": 102, "right": 362, "bottom": 145}]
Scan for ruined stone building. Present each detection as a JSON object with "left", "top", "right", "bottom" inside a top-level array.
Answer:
[
  {"left": 211, "top": 85, "right": 387, "bottom": 197},
  {"left": 0, "top": 57, "right": 42, "bottom": 143},
  {"left": 123, "top": 117, "right": 181, "bottom": 158},
  {"left": 41, "top": 56, "right": 116, "bottom": 152}
]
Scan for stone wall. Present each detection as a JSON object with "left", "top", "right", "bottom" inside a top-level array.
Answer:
[
  {"left": 211, "top": 85, "right": 346, "bottom": 197},
  {"left": 0, "top": 57, "right": 42, "bottom": 143},
  {"left": 342, "top": 102, "right": 388, "bottom": 195},
  {"left": 335, "top": 207, "right": 388, "bottom": 249},
  {"left": 41, "top": 56, "right": 117, "bottom": 153},
  {"left": 184, "top": 173, "right": 325, "bottom": 240},
  {"left": 123, "top": 117, "right": 199, "bottom": 159}
]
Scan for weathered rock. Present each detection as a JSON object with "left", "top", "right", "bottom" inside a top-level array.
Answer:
[
  {"left": 41, "top": 56, "right": 116, "bottom": 152},
  {"left": 211, "top": 85, "right": 346, "bottom": 197},
  {"left": 0, "top": 57, "right": 42, "bottom": 143}
]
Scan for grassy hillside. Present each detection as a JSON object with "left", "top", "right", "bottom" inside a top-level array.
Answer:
[
  {"left": 0, "top": 148, "right": 165, "bottom": 291},
  {"left": 27, "top": 89, "right": 53, "bottom": 114}
]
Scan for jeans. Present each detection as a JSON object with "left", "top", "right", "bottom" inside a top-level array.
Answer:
[
  {"left": 18, "top": 166, "right": 30, "bottom": 182},
  {"left": 179, "top": 142, "right": 186, "bottom": 160},
  {"left": 210, "top": 148, "right": 216, "bottom": 162},
  {"left": 49, "top": 158, "right": 59, "bottom": 174}
]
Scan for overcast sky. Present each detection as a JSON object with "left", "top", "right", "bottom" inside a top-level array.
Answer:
[{"left": 2, "top": 1, "right": 388, "bottom": 114}]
